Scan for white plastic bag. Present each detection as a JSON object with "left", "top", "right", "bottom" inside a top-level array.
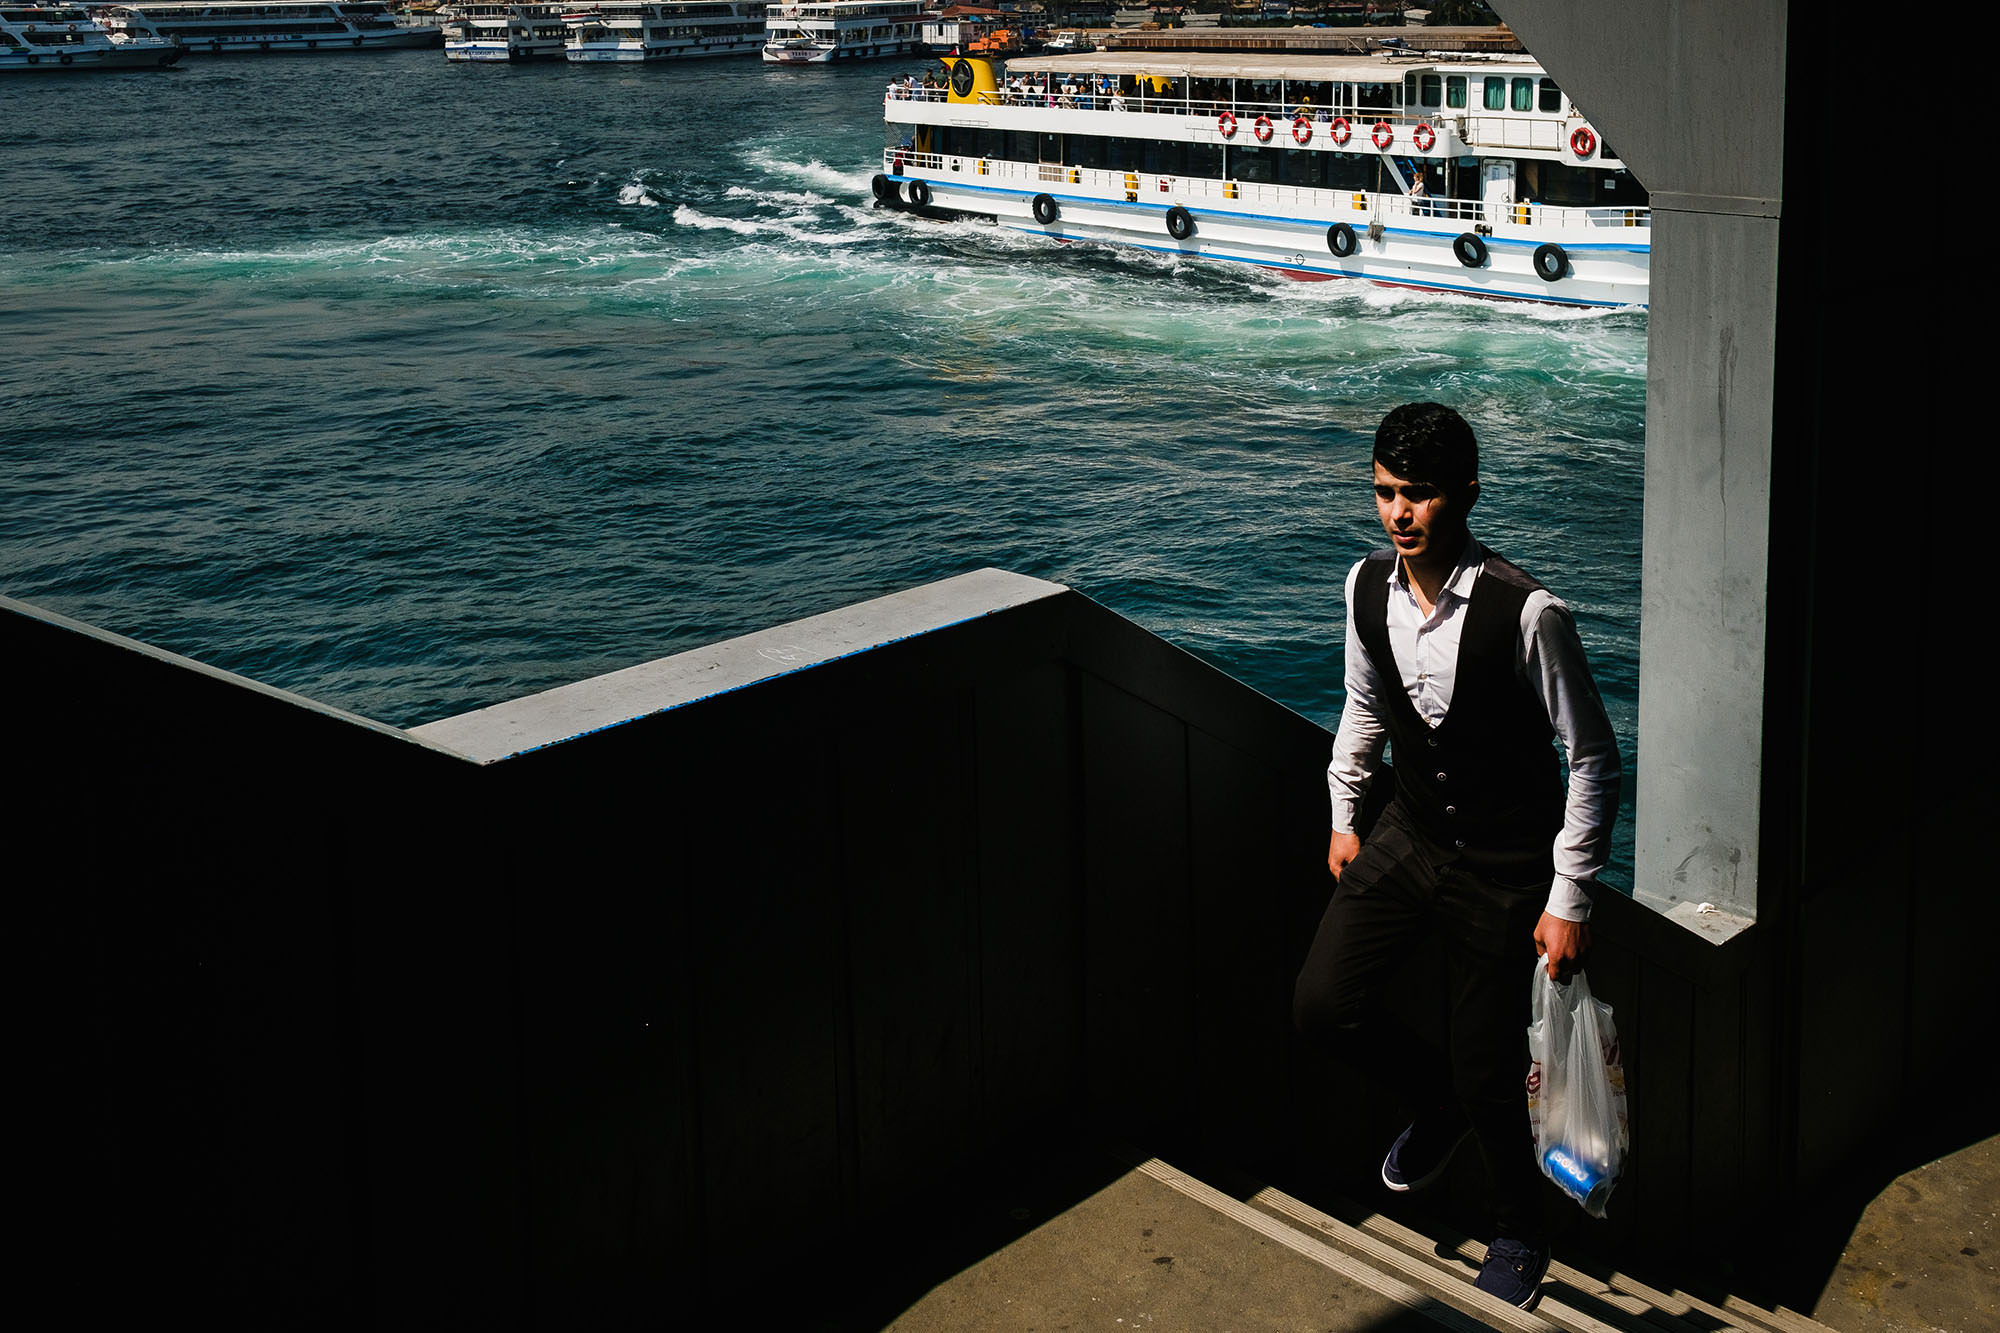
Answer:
[{"left": 1525, "top": 960, "right": 1629, "bottom": 1217}]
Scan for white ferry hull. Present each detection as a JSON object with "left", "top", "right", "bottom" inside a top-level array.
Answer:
[
  {"left": 762, "top": 37, "right": 921, "bottom": 63},
  {"left": 171, "top": 29, "right": 437, "bottom": 52},
  {"left": 568, "top": 38, "right": 760, "bottom": 59},
  {"left": 446, "top": 38, "right": 565, "bottom": 59},
  {"left": 1, "top": 43, "right": 182, "bottom": 69},
  {"left": 885, "top": 165, "right": 1647, "bottom": 309}
]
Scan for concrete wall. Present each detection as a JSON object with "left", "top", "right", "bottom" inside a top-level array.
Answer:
[
  {"left": 1500, "top": 1, "right": 1785, "bottom": 926},
  {"left": 8, "top": 564, "right": 1856, "bottom": 1320},
  {"left": 1499, "top": 1, "right": 1992, "bottom": 1234}
]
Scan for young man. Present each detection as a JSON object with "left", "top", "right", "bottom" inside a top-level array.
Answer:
[{"left": 1292, "top": 402, "right": 1620, "bottom": 1309}]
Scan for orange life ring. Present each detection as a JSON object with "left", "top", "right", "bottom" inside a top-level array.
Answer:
[
  {"left": 1371, "top": 120, "right": 1393, "bottom": 150},
  {"left": 1292, "top": 116, "right": 1312, "bottom": 145},
  {"left": 1413, "top": 122, "right": 1435, "bottom": 153},
  {"left": 1253, "top": 115, "right": 1274, "bottom": 143},
  {"left": 1217, "top": 110, "right": 1237, "bottom": 138},
  {"left": 1329, "top": 115, "right": 1351, "bottom": 146},
  {"left": 1570, "top": 126, "right": 1596, "bottom": 158}
]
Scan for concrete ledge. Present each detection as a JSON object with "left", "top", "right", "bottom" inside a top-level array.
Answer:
[
  {"left": 408, "top": 567, "right": 1070, "bottom": 763},
  {"left": 0, "top": 591, "right": 420, "bottom": 749}
]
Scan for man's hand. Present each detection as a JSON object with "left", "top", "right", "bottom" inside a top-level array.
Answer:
[
  {"left": 1533, "top": 912, "right": 1590, "bottom": 981},
  {"left": 1328, "top": 830, "right": 1361, "bottom": 880}
]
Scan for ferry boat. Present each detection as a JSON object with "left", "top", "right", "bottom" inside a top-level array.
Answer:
[
  {"left": 1, "top": 3, "right": 182, "bottom": 66},
  {"left": 98, "top": 1, "right": 442, "bottom": 52},
  {"left": 562, "top": 1, "right": 766, "bottom": 61},
  {"left": 761, "top": 0, "right": 927, "bottom": 64},
  {"left": 441, "top": 1, "right": 568, "bottom": 58},
  {"left": 878, "top": 49, "right": 1649, "bottom": 308}
]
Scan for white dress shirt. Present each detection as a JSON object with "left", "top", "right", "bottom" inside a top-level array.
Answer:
[{"left": 1327, "top": 538, "right": 1621, "bottom": 922}]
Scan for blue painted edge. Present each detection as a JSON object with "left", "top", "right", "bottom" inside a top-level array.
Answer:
[{"left": 887, "top": 175, "right": 1651, "bottom": 255}]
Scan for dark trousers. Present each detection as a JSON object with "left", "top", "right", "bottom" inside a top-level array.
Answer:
[{"left": 1292, "top": 799, "right": 1550, "bottom": 1241}]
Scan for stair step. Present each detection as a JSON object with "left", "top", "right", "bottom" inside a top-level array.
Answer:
[
  {"left": 1249, "top": 1184, "right": 1645, "bottom": 1333},
  {"left": 1122, "top": 1152, "right": 1545, "bottom": 1332},
  {"left": 1113, "top": 1149, "right": 1845, "bottom": 1333},
  {"left": 1285, "top": 1188, "right": 1840, "bottom": 1333}
]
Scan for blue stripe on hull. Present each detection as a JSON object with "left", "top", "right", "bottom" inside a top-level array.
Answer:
[{"left": 891, "top": 176, "right": 1650, "bottom": 256}]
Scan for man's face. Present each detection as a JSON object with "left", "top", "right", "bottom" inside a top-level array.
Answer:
[{"left": 1373, "top": 461, "right": 1474, "bottom": 567}]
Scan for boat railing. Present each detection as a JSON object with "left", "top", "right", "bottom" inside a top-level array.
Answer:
[
  {"left": 885, "top": 90, "right": 1617, "bottom": 162},
  {"left": 883, "top": 150, "right": 1649, "bottom": 232}
]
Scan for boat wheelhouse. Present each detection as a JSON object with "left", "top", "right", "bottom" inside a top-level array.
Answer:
[
  {"left": 442, "top": 2, "right": 569, "bottom": 59},
  {"left": 878, "top": 49, "right": 1649, "bottom": 308},
  {"left": 563, "top": 0, "right": 766, "bottom": 60},
  {"left": 1, "top": 3, "right": 183, "bottom": 67},
  {"left": 99, "top": 1, "right": 442, "bottom": 52},
  {"left": 761, "top": 0, "right": 927, "bottom": 64}
]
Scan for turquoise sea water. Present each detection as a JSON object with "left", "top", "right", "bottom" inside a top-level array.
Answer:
[{"left": 0, "top": 51, "right": 1646, "bottom": 884}]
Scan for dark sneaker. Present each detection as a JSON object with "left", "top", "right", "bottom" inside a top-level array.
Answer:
[
  {"left": 1474, "top": 1236, "right": 1550, "bottom": 1309},
  {"left": 1380, "top": 1121, "right": 1471, "bottom": 1192}
]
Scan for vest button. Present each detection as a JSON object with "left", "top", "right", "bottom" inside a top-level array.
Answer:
[
  {"left": 1454, "top": 839, "right": 1467, "bottom": 849},
  {"left": 1436, "top": 771, "right": 1447, "bottom": 783},
  {"left": 1445, "top": 805, "right": 1457, "bottom": 816},
  {"left": 1426, "top": 736, "right": 1439, "bottom": 748}
]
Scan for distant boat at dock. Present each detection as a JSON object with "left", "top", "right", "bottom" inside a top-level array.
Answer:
[
  {"left": 560, "top": 1, "right": 767, "bottom": 62},
  {"left": 761, "top": 0, "right": 930, "bottom": 64},
  {"left": 97, "top": 1, "right": 442, "bottom": 53},
  {"left": 1, "top": 2, "right": 183, "bottom": 67}
]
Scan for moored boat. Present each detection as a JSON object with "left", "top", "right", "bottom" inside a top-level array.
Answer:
[
  {"left": 761, "top": 0, "right": 927, "bottom": 64},
  {"left": 562, "top": 0, "right": 766, "bottom": 61},
  {"left": 97, "top": 1, "right": 442, "bottom": 53},
  {"left": 1, "top": 3, "right": 182, "bottom": 67},
  {"left": 878, "top": 48, "right": 1649, "bottom": 308},
  {"left": 441, "top": 1, "right": 568, "bottom": 58}
]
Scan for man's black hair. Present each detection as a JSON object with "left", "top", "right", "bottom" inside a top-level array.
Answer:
[{"left": 1373, "top": 402, "right": 1479, "bottom": 497}]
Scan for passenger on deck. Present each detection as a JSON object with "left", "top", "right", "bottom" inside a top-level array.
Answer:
[{"left": 1109, "top": 89, "right": 1127, "bottom": 113}]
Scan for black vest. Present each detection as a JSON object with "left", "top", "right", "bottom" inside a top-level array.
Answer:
[{"left": 1352, "top": 549, "right": 1564, "bottom": 863}]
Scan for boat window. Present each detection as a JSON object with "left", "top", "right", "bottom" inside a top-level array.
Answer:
[
  {"left": 1446, "top": 75, "right": 1466, "bottom": 109},
  {"left": 1105, "top": 137, "right": 1142, "bottom": 171},
  {"left": 1538, "top": 77, "right": 1562, "bottom": 113},
  {"left": 1185, "top": 142, "right": 1223, "bottom": 178},
  {"left": 1279, "top": 148, "right": 1325, "bottom": 189},
  {"left": 1483, "top": 76, "right": 1506, "bottom": 111},
  {"left": 1356, "top": 81, "right": 1395, "bottom": 112},
  {"left": 1511, "top": 77, "right": 1533, "bottom": 112},
  {"left": 1326, "top": 153, "right": 1373, "bottom": 191},
  {"left": 1072, "top": 135, "right": 1106, "bottom": 170},
  {"left": 1142, "top": 139, "right": 1185, "bottom": 175},
  {"left": 1230, "top": 144, "right": 1276, "bottom": 184},
  {"left": 1006, "top": 130, "right": 1037, "bottom": 161},
  {"left": 1419, "top": 74, "right": 1442, "bottom": 109}
]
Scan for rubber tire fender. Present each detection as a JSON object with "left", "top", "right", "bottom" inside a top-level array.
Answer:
[
  {"left": 871, "top": 172, "right": 896, "bottom": 203},
  {"left": 1327, "top": 222, "right": 1358, "bottom": 258},
  {"left": 1452, "top": 232, "right": 1488, "bottom": 268},
  {"left": 907, "top": 178, "right": 932, "bottom": 208},
  {"left": 1533, "top": 242, "right": 1568, "bottom": 282},
  {"left": 1165, "top": 205, "right": 1195, "bottom": 241},
  {"left": 1032, "top": 193, "right": 1058, "bottom": 226}
]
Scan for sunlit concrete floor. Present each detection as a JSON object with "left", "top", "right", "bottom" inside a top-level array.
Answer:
[
  {"left": 1810, "top": 1134, "right": 1997, "bottom": 1333},
  {"left": 864, "top": 1135, "right": 1997, "bottom": 1331}
]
